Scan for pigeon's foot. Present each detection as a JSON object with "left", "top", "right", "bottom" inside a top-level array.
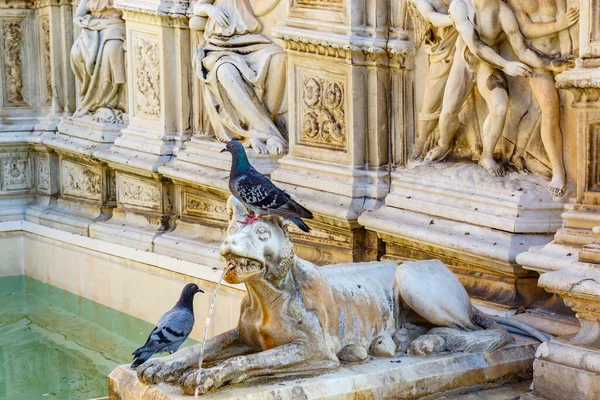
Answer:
[
  {"left": 240, "top": 213, "right": 261, "bottom": 225},
  {"left": 479, "top": 156, "right": 506, "bottom": 177},
  {"left": 249, "top": 138, "right": 268, "bottom": 154},
  {"left": 548, "top": 174, "right": 566, "bottom": 197},
  {"left": 266, "top": 135, "right": 286, "bottom": 155}
]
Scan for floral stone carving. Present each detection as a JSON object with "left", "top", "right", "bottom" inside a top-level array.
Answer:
[
  {"left": 134, "top": 37, "right": 161, "bottom": 118},
  {"left": 2, "top": 158, "right": 31, "bottom": 191},
  {"left": 61, "top": 161, "right": 102, "bottom": 200},
  {"left": 41, "top": 17, "right": 52, "bottom": 105},
  {"left": 301, "top": 76, "right": 346, "bottom": 151},
  {"left": 136, "top": 196, "right": 512, "bottom": 395},
  {"left": 3, "top": 21, "right": 26, "bottom": 106},
  {"left": 37, "top": 157, "right": 50, "bottom": 191}
]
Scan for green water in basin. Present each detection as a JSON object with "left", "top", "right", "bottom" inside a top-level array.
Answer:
[{"left": 0, "top": 276, "right": 195, "bottom": 400}]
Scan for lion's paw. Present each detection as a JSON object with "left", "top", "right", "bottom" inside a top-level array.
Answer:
[
  {"left": 407, "top": 334, "right": 446, "bottom": 356},
  {"left": 180, "top": 365, "right": 229, "bottom": 395},
  {"left": 136, "top": 354, "right": 194, "bottom": 385}
]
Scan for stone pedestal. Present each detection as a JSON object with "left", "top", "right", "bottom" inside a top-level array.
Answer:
[
  {"left": 360, "top": 162, "right": 561, "bottom": 309},
  {"left": 270, "top": 2, "right": 392, "bottom": 264},
  {"left": 91, "top": 0, "right": 193, "bottom": 250},
  {"left": 529, "top": 263, "right": 600, "bottom": 400},
  {"left": 109, "top": 337, "right": 537, "bottom": 400}
]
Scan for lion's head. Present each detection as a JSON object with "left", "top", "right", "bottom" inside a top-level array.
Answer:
[{"left": 219, "top": 196, "right": 295, "bottom": 285}]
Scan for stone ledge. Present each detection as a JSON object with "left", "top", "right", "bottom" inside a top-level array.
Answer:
[{"left": 109, "top": 338, "right": 537, "bottom": 400}]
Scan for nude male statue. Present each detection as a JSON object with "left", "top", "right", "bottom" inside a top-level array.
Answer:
[
  {"left": 408, "top": 0, "right": 459, "bottom": 164},
  {"left": 507, "top": 0, "right": 578, "bottom": 196},
  {"left": 424, "top": 0, "right": 572, "bottom": 177}
]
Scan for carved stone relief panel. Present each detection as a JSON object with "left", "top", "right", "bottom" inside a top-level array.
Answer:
[
  {"left": 1, "top": 156, "right": 31, "bottom": 191},
  {"left": 3, "top": 20, "right": 27, "bottom": 106},
  {"left": 37, "top": 156, "right": 50, "bottom": 191},
  {"left": 61, "top": 160, "right": 103, "bottom": 201},
  {"left": 134, "top": 37, "right": 161, "bottom": 118},
  {"left": 117, "top": 174, "right": 162, "bottom": 210},
  {"left": 181, "top": 189, "right": 227, "bottom": 224},
  {"left": 299, "top": 74, "right": 347, "bottom": 151},
  {"left": 107, "top": 170, "right": 117, "bottom": 202},
  {"left": 40, "top": 16, "right": 52, "bottom": 106},
  {"left": 584, "top": 123, "right": 600, "bottom": 204}
]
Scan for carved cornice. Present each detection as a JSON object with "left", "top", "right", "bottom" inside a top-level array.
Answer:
[
  {"left": 556, "top": 67, "right": 600, "bottom": 108},
  {"left": 272, "top": 27, "right": 415, "bottom": 67},
  {"left": 114, "top": 0, "right": 189, "bottom": 27}
]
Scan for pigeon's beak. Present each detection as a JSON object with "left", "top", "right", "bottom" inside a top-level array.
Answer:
[
  {"left": 197, "top": 288, "right": 205, "bottom": 294},
  {"left": 220, "top": 148, "right": 227, "bottom": 153}
]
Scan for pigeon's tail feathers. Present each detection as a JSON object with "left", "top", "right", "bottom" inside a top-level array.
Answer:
[
  {"left": 269, "top": 198, "right": 314, "bottom": 220},
  {"left": 131, "top": 350, "right": 156, "bottom": 368},
  {"left": 290, "top": 218, "right": 311, "bottom": 233}
]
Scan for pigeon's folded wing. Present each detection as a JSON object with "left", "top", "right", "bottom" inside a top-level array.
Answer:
[
  {"left": 137, "top": 310, "right": 194, "bottom": 353},
  {"left": 235, "top": 174, "right": 288, "bottom": 209}
]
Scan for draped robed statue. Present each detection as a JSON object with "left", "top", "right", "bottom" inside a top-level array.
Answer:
[
  {"left": 190, "top": 0, "right": 288, "bottom": 155},
  {"left": 71, "top": 0, "right": 126, "bottom": 123}
]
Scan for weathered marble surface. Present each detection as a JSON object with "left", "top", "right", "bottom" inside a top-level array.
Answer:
[{"left": 109, "top": 337, "right": 537, "bottom": 399}]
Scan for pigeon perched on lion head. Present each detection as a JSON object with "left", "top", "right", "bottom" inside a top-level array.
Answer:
[{"left": 221, "top": 140, "right": 314, "bottom": 232}]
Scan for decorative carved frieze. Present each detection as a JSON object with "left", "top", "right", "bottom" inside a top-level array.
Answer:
[
  {"left": 3, "top": 20, "right": 26, "bottom": 106},
  {"left": 37, "top": 156, "right": 50, "bottom": 191},
  {"left": 134, "top": 37, "right": 161, "bottom": 118},
  {"left": 117, "top": 174, "right": 161, "bottom": 209},
  {"left": 107, "top": 170, "right": 117, "bottom": 202},
  {"left": 61, "top": 160, "right": 102, "bottom": 200},
  {"left": 41, "top": 17, "right": 52, "bottom": 105},
  {"left": 2, "top": 157, "right": 31, "bottom": 191},
  {"left": 300, "top": 76, "right": 346, "bottom": 150},
  {"left": 182, "top": 190, "right": 227, "bottom": 222},
  {"left": 294, "top": 0, "right": 343, "bottom": 9}
]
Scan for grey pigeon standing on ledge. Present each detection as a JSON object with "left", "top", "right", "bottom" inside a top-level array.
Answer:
[
  {"left": 131, "top": 283, "right": 203, "bottom": 368},
  {"left": 221, "top": 140, "right": 314, "bottom": 232}
]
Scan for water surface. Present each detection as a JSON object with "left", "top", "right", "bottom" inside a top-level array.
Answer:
[{"left": 0, "top": 276, "right": 194, "bottom": 400}]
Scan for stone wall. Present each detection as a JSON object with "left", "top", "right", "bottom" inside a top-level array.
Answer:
[{"left": 1, "top": 0, "right": 600, "bottom": 396}]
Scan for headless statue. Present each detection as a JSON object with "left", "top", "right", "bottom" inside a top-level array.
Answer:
[{"left": 192, "top": 0, "right": 288, "bottom": 155}]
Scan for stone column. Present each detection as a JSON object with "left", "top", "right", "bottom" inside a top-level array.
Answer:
[
  {"left": 270, "top": 0, "right": 392, "bottom": 264},
  {"left": 359, "top": 0, "right": 571, "bottom": 312},
  {"left": 519, "top": 3, "right": 600, "bottom": 397},
  {"left": 0, "top": 1, "right": 52, "bottom": 221},
  {"left": 90, "top": 0, "right": 193, "bottom": 250}
]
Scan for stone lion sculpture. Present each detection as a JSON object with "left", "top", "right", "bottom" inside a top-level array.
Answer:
[{"left": 136, "top": 196, "right": 513, "bottom": 395}]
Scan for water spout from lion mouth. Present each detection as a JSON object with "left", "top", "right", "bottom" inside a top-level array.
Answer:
[{"left": 225, "top": 257, "right": 264, "bottom": 276}]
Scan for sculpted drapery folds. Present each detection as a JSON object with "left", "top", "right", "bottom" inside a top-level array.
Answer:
[
  {"left": 191, "top": 0, "right": 288, "bottom": 155},
  {"left": 407, "top": 0, "right": 458, "bottom": 165},
  {"left": 71, "top": 0, "right": 126, "bottom": 123}
]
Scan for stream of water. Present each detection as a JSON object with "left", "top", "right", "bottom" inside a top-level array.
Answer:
[{"left": 195, "top": 266, "right": 230, "bottom": 398}]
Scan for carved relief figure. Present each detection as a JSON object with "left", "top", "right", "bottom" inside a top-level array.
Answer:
[
  {"left": 135, "top": 196, "right": 513, "bottom": 394},
  {"left": 408, "top": 0, "right": 459, "bottom": 164},
  {"left": 507, "top": 0, "right": 578, "bottom": 196},
  {"left": 191, "top": 0, "right": 288, "bottom": 155},
  {"left": 424, "top": 0, "right": 571, "bottom": 177},
  {"left": 71, "top": 0, "right": 126, "bottom": 122}
]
